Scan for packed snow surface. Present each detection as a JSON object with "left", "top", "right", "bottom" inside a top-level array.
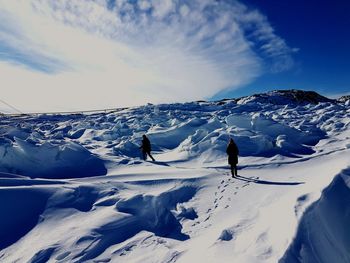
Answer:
[{"left": 0, "top": 90, "right": 350, "bottom": 262}]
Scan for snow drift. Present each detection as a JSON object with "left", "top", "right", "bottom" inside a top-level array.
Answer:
[
  {"left": 0, "top": 137, "right": 106, "bottom": 178},
  {"left": 280, "top": 167, "right": 350, "bottom": 263}
]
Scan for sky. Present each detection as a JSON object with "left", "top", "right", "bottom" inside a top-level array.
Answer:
[
  {"left": 0, "top": 0, "right": 349, "bottom": 113},
  {"left": 215, "top": 0, "right": 350, "bottom": 99}
]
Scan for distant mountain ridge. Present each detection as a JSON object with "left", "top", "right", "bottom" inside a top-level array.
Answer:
[
  {"left": 218, "top": 89, "right": 337, "bottom": 105},
  {"left": 1, "top": 89, "right": 349, "bottom": 116}
]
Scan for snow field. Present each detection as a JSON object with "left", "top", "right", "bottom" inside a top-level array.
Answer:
[{"left": 0, "top": 91, "right": 350, "bottom": 262}]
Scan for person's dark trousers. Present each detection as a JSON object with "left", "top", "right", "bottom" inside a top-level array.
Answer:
[
  {"left": 142, "top": 151, "right": 147, "bottom": 160},
  {"left": 147, "top": 151, "right": 155, "bottom": 161},
  {"left": 143, "top": 151, "right": 155, "bottom": 161},
  {"left": 231, "top": 165, "right": 237, "bottom": 177}
]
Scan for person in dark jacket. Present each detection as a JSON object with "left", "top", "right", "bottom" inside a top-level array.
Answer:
[
  {"left": 140, "top": 134, "right": 155, "bottom": 161},
  {"left": 226, "top": 138, "right": 239, "bottom": 177}
]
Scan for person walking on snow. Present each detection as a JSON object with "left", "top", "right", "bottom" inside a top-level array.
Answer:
[
  {"left": 140, "top": 134, "right": 155, "bottom": 161},
  {"left": 226, "top": 138, "right": 239, "bottom": 177}
]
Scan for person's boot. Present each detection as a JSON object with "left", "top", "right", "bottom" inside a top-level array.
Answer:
[{"left": 149, "top": 153, "right": 155, "bottom": 162}]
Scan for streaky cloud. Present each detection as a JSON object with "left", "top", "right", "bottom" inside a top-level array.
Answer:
[
  {"left": 0, "top": 9, "right": 67, "bottom": 73},
  {"left": 0, "top": 0, "right": 296, "bottom": 112}
]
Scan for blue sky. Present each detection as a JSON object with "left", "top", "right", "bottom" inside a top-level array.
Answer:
[
  {"left": 215, "top": 0, "right": 350, "bottom": 99},
  {"left": 0, "top": 0, "right": 348, "bottom": 112}
]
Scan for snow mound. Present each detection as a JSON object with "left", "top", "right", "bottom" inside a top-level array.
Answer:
[
  {"left": 281, "top": 167, "right": 350, "bottom": 262},
  {"left": 74, "top": 184, "right": 197, "bottom": 262},
  {"left": 0, "top": 178, "right": 198, "bottom": 262},
  {"left": 0, "top": 137, "right": 106, "bottom": 178},
  {"left": 115, "top": 185, "right": 197, "bottom": 237}
]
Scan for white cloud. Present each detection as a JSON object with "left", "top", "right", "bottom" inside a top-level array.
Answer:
[
  {"left": 138, "top": 0, "right": 151, "bottom": 11},
  {"left": 179, "top": 4, "right": 189, "bottom": 18},
  {"left": 150, "top": 0, "right": 174, "bottom": 19},
  {"left": 0, "top": 0, "right": 296, "bottom": 113}
]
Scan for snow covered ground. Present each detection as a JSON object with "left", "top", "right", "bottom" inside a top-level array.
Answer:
[{"left": 0, "top": 90, "right": 349, "bottom": 262}]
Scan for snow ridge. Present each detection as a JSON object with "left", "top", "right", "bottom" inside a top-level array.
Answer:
[{"left": 280, "top": 168, "right": 350, "bottom": 263}]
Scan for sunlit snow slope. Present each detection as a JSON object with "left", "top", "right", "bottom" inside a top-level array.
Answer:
[{"left": 0, "top": 90, "right": 349, "bottom": 263}]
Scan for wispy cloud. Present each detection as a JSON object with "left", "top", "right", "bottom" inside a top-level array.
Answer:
[
  {"left": 0, "top": 0, "right": 296, "bottom": 112},
  {"left": 0, "top": 8, "right": 66, "bottom": 73}
]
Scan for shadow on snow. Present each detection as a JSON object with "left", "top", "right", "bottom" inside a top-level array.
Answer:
[{"left": 235, "top": 175, "right": 304, "bottom": 186}]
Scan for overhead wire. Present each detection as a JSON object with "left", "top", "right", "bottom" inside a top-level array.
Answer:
[{"left": 0, "top": 98, "right": 24, "bottom": 114}]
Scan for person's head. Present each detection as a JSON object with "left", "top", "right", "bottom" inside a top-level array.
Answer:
[
  {"left": 229, "top": 138, "right": 234, "bottom": 144},
  {"left": 143, "top": 134, "right": 147, "bottom": 139}
]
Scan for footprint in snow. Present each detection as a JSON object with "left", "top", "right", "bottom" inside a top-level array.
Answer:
[
  {"left": 191, "top": 221, "right": 200, "bottom": 227},
  {"left": 55, "top": 252, "right": 71, "bottom": 261},
  {"left": 221, "top": 188, "right": 225, "bottom": 193}
]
